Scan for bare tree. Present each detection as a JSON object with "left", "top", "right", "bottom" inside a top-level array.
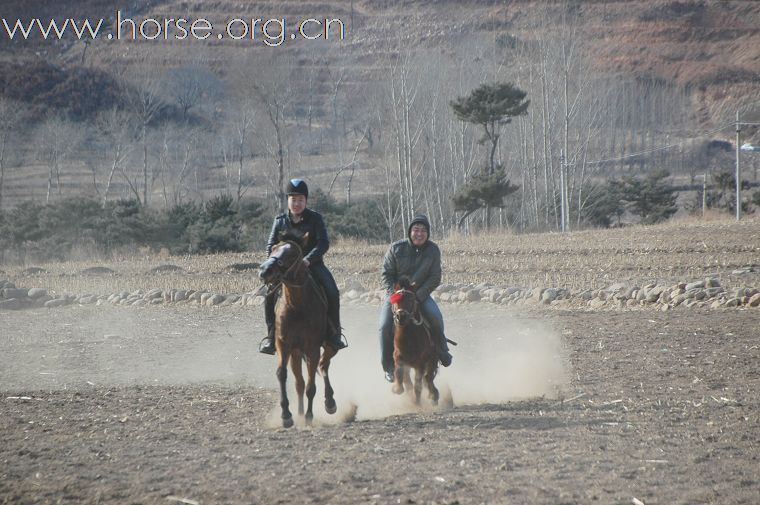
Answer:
[
  {"left": 36, "top": 114, "right": 82, "bottom": 203},
  {"left": 0, "top": 98, "right": 24, "bottom": 209},
  {"left": 123, "top": 66, "right": 167, "bottom": 206},
  {"left": 96, "top": 107, "right": 136, "bottom": 206}
]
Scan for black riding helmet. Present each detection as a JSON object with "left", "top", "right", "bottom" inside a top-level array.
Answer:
[
  {"left": 408, "top": 214, "right": 431, "bottom": 240},
  {"left": 286, "top": 178, "right": 309, "bottom": 199}
]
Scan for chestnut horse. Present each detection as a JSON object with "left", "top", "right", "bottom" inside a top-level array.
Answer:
[
  {"left": 389, "top": 277, "right": 439, "bottom": 406},
  {"left": 258, "top": 231, "right": 337, "bottom": 428}
]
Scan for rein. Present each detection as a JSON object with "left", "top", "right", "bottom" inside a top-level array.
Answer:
[
  {"left": 275, "top": 240, "right": 308, "bottom": 288},
  {"left": 263, "top": 240, "right": 327, "bottom": 308},
  {"left": 391, "top": 288, "right": 424, "bottom": 326}
]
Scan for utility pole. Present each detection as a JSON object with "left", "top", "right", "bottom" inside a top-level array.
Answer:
[
  {"left": 735, "top": 110, "right": 760, "bottom": 221},
  {"left": 736, "top": 111, "right": 741, "bottom": 221},
  {"left": 701, "top": 174, "right": 707, "bottom": 218},
  {"left": 560, "top": 150, "right": 566, "bottom": 232}
]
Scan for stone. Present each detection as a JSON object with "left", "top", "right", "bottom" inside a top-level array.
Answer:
[
  {"left": 685, "top": 280, "right": 705, "bottom": 291},
  {"left": 748, "top": 293, "right": 760, "bottom": 307},
  {"left": 705, "top": 278, "right": 721, "bottom": 288},
  {"left": 206, "top": 294, "right": 225, "bottom": 306},
  {"left": 724, "top": 298, "right": 741, "bottom": 307},
  {"left": 645, "top": 286, "right": 665, "bottom": 303},
  {"left": 2, "top": 288, "right": 28, "bottom": 299},
  {"left": 464, "top": 289, "right": 481, "bottom": 302},
  {"left": 145, "top": 289, "right": 163, "bottom": 300},
  {"left": 578, "top": 290, "right": 594, "bottom": 301},
  {"left": 172, "top": 290, "right": 188, "bottom": 303},
  {"left": 344, "top": 289, "right": 361, "bottom": 300},
  {"left": 705, "top": 287, "right": 724, "bottom": 297},
  {"left": 589, "top": 298, "right": 606, "bottom": 309},
  {"left": 44, "top": 298, "right": 70, "bottom": 308},
  {"left": 541, "top": 288, "right": 559, "bottom": 304},
  {"left": 27, "top": 288, "right": 48, "bottom": 299}
]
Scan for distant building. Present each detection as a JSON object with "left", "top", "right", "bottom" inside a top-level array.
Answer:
[{"left": 740, "top": 143, "right": 760, "bottom": 151}]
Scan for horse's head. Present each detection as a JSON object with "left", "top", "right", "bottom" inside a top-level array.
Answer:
[
  {"left": 258, "top": 231, "right": 308, "bottom": 284},
  {"left": 390, "top": 276, "right": 418, "bottom": 325}
]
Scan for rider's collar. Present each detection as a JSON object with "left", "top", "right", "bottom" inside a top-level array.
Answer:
[{"left": 289, "top": 209, "right": 308, "bottom": 224}]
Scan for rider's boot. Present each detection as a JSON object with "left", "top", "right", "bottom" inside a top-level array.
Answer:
[
  {"left": 438, "top": 334, "right": 452, "bottom": 367},
  {"left": 258, "top": 325, "right": 276, "bottom": 355},
  {"left": 325, "top": 326, "right": 348, "bottom": 352}
]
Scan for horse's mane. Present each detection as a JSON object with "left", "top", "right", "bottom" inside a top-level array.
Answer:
[
  {"left": 397, "top": 276, "right": 415, "bottom": 291},
  {"left": 278, "top": 229, "right": 306, "bottom": 246}
]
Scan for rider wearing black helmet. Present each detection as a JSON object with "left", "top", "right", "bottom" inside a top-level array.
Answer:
[{"left": 258, "top": 178, "right": 347, "bottom": 354}]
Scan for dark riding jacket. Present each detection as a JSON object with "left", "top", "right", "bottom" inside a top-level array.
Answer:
[
  {"left": 266, "top": 208, "right": 329, "bottom": 265},
  {"left": 382, "top": 238, "right": 441, "bottom": 302}
]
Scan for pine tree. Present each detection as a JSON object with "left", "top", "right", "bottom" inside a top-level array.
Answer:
[{"left": 450, "top": 82, "right": 529, "bottom": 228}]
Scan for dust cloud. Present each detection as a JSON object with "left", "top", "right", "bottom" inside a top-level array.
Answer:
[
  {"left": 2, "top": 303, "right": 568, "bottom": 426},
  {"left": 313, "top": 304, "right": 569, "bottom": 423}
]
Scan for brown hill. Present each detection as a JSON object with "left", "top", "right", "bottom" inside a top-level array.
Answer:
[{"left": 1, "top": 0, "right": 759, "bottom": 126}]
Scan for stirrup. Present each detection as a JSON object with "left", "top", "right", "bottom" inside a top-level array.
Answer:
[
  {"left": 384, "top": 370, "right": 394, "bottom": 383},
  {"left": 258, "top": 336, "right": 275, "bottom": 355},
  {"left": 326, "top": 333, "right": 348, "bottom": 351}
]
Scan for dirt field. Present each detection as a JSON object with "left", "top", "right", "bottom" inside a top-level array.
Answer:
[{"left": 1, "top": 302, "right": 758, "bottom": 505}]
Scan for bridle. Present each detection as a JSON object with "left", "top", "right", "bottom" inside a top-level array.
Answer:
[
  {"left": 390, "top": 288, "right": 424, "bottom": 326},
  {"left": 263, "top": 240, "right": 308, "bottom": 292}
]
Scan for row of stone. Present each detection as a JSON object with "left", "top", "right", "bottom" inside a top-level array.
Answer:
[
  {"left": 2, "top": 277, "right": 759, "bottom": 311},
  {"left": 344, "top": 277, "right": 760, "bottom": 310}
]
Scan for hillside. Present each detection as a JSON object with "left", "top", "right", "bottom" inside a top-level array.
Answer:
[
  {"left": 1, "top": 0, "right": 759, "bottom": 229},
  {"left": 2, "top": 0, "right": 759, "bottom": 125}
]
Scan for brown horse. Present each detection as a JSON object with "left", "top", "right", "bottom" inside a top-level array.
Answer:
[
  {"left": 389, "top": 277, "right": 439, "bottom": 406},
  {"left": 258, "top": 231, "right": 337, "bottom": 428}
]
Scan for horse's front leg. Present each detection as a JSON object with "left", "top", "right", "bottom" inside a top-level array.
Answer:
[
  {"left": 413, "top": 367, "right": 423, "bottom": 405},
  {"left": 304, "top": 351, "right": 320, "bottom": 426},
  {"left": 392, "top": 363, "right": 405, "bottom": 395},
  {"left": 276, "top": 347, "right": 293, "bottom": 428},
  {"left": 290, "top": 352, "right": 305, "bottom": 417},
  {"left": 319, "top": 345, "right": 337, "bottom": 414},
  {"left": 424, "top": 363, "right": 439, "bottom": 406}
]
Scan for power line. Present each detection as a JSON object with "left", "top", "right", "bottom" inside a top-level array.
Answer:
[{"left": 581, "top": 122, "right": 738, "bottom": 166}]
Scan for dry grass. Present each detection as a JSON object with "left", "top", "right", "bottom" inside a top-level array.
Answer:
[{"left": 2, "top": 217, "right": 759, "bottom": 296}]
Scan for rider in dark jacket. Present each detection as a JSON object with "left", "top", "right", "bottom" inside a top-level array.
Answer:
[
  {"left": 379, "top": 214, "right": 452, "bottom": 382},
  {"left": 258, "top": 179, "right": 347, "bottom": 354}
]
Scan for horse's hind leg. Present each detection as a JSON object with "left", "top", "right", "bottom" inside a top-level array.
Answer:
[
  {"left": 319, "top": 346, "right": 337, "bottom": 414},
  {"left": 290, "top": 352, "right": 305, "bottom": 417},
  {"left": 425, "top": 364, "right": 439, "bottom": 406},
  {"left": 276, "top": 350, "right": 293, "bottom": 428}
]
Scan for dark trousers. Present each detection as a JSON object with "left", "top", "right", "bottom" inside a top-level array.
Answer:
[{"left": 265, "top": 262, "right": 341, "bottom": 336}]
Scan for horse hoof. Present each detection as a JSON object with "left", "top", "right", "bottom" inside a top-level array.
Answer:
[
  {"left": 305, "top": 415, "right": 313, "bottom": 426},
  {"left": 325, "top": 399, "right": 337, "bottom": 415},
  {"left": 392, "top": 385, "right": 404, "bottom": 395},
  {"left": 282, "top": 417, "right": 294, "bottom": 428}
]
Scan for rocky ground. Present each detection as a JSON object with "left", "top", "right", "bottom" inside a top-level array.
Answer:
[{"left": 1, "top": 303, "right": 758, "bottom": 504}]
